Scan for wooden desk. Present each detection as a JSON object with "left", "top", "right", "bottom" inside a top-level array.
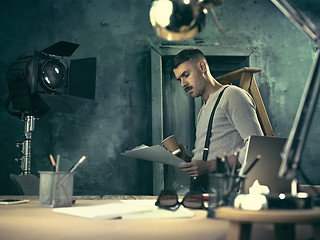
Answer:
[
  {"left": 0, "top": 196, "right": 317, "bottom": 240},
  {"left": 215, "top": 207, "right": 320, "bottom": 240},
  {"left": 0, "top": 196, "right": 228, "bottom": 240}
]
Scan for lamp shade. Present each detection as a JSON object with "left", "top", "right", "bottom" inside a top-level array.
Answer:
[{"left": 150, "top": 0, "right": 206, "bottom": 41}]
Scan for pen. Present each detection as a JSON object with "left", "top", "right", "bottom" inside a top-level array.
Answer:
[
  {"left": 56, "top": 154, "right": 61, "bottom": 172},
  {"left": 231, "top": 149, "right": 240, "bottom": 177},
  {"left": 238, "top": 158, "right": 247, "bottom": 177},
  {"left": 216, "top": 156, "right": 224, "bottom": 173},
  {"left": 57, "top": 156, "right": 86, "bottom": 187},
  {"left": 229, "top": 149, "right": 241, "bottom": 197},
  {"left": 224, "top": 175, "right": 244, "bottom": 201},
  {"left": 51, "top": 154, "right": 70, "bottom": 206},
  {"left": 69, "top": 156, "right": 86, "bottom": 173},
  {"left": 222, "top": 153, "right": 231, "bottom": 174},
  {"left": 244, "top": 154, "right": 261, "bottom": 175}
]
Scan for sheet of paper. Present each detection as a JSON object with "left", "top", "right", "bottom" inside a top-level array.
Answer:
[
  {"left": 52, "top": 202, "right": 152, "bottom": 220},
  {"left": 52, "top": 200, "right": 194, "bottom": 220},
  {"left": 121, "top": 145, "right": 184, "bottom": 167}
]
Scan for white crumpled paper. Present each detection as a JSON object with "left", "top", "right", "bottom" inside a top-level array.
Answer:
[{"left": 249, "top": 180, "right": 270, "bottom": 195}]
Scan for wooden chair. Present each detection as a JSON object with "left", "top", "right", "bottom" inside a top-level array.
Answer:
[{"left": 216, "top": 67, "right": 274, "bottom": 136}]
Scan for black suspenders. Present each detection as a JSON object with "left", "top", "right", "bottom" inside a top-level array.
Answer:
[
  {"left": 191, "top": 86, "right": 229, "bottom": 193},
  {"left": 202, "top": 86, "right": 229, "bottom": 162}
]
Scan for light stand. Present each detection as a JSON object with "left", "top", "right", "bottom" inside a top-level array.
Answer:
[
  {"left": 16, "top": 115, "right": 36, "bottom": 175},
  {"left": 6, "top": 41, "right": 96, "bottom": 195},
  {"left": 271, "top": 0, "right": 320, "bottom": 197}
]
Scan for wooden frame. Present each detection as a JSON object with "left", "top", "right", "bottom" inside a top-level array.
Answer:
[{"left": 216, "top": 67, "right": 274, "bottom": 136}]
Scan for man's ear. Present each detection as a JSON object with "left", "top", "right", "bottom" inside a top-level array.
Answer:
[{"left": 199, "top": 60, "right": 207, "bottom": 73}]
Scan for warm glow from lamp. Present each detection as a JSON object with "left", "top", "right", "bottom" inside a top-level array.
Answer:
[
  {"left": 150, "top": 0, "right": 173, "bottom": 27},
  {"left": 149, "top": 0, "right": 226, "bottom": 40},
  {"left": 149, "top": 0, "right": 206, "bottom": 41}
]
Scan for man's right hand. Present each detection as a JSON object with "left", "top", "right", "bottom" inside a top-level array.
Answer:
[{"left": 179, "top": 160, "right": 216, "bottom": 177}]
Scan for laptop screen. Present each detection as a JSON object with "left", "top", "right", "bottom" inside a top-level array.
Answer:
[{"left": 242, "top": 135, "right": 292, "bottom": 194}]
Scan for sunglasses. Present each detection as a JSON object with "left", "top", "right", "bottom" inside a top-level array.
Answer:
[{"left": 155, "top": 190, "right": 207, "bottom": 210}]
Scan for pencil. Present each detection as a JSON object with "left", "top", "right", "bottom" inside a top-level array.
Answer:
[{"left": 50, "top": 154, "right": 56, "bottom": 171}]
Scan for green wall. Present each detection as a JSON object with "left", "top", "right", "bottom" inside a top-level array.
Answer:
[{"left": 0, "top": 0, "right": 319, "bottom": 195}]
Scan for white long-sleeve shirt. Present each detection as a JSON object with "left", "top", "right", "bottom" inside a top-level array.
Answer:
[{"left": 192, "top": 85, "right": 264, "bottom": 164}]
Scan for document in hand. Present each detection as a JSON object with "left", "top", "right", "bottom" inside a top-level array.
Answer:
[{"left": 121, "top": 145, "right": 184, "bottom": 167}]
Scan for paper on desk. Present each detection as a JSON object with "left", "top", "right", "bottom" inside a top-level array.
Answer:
[
  {"left": 121, "top": 145, "right": 184, "bottom": 167},
  {"left": 52, "top": 200, "right": 194, "bottom": 220},
  {"left": 52, "top": 202, "right": 152, "bottom": 220}
]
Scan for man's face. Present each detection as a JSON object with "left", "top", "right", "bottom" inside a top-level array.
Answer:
[{"left": 173, "top": 60, "right": 206, "bottom": 98}]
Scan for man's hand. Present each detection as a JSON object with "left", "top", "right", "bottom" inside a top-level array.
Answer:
[
  {"left": 176, "top": 142, "right": 191, "bottom": 162},
  {"left": 179, "top": 160, "right": 216, "bottom": 177}
]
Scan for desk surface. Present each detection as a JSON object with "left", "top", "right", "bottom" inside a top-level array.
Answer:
[
  {"left": 0, "top": 196, "right": 228, "bottom": 240},
  {"left": 0, "top": 196, "right": 317, "bottom": 240}
]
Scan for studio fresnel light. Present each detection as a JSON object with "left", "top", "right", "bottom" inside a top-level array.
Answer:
[
  {"left": 5, "top": 41, "right": 96, "bottom": 174},
  {"left": 6, "top": 41, "right": 96, "bottom": 117}
]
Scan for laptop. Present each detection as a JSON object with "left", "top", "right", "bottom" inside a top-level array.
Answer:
[{"left": 242, "top": 135, "right": 292, "bottom": 194}]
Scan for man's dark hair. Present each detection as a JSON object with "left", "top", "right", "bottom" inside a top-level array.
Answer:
[{"left": 172, "top": 48, "right": 206, "bottom": 69}]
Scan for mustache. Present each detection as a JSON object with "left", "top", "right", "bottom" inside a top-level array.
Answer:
[{"left": 184, "top": 86, "right": 192, "bottom": 92}]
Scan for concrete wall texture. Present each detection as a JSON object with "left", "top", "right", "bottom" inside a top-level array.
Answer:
[{"left": 0, "top": 0, "right": 319, "bottom": 195}]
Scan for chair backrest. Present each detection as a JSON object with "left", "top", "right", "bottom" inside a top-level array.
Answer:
[
  {"left": 10, "top": 174, "right": 39, "bottom": 196},
  {"left": 216, "top": 67, "right": 274, "bottom": 136}
]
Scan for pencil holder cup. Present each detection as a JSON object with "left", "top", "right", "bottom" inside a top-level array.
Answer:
[
  {"left": 207, "top": 173, "right": 241, "bottom": 218},
  {"left": 39, "top": 171, "right": 74, "bottom": 208}
]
